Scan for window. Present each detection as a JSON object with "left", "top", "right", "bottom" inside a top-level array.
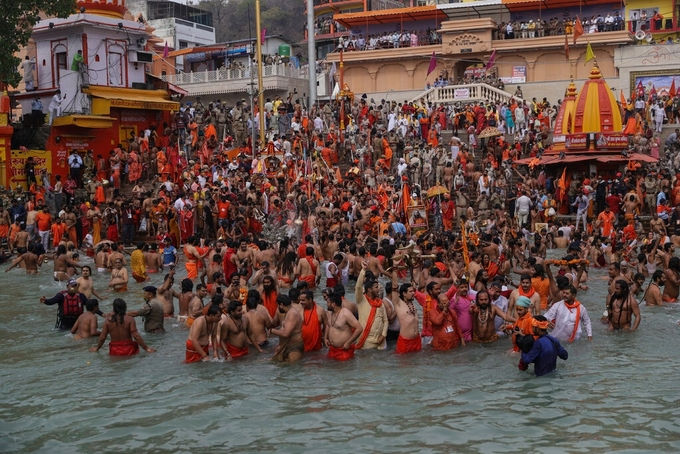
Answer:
[{"left": 108, "top": 52, "right": 124, "bottom": 86}]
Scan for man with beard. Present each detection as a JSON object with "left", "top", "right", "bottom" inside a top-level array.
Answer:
[
  {"left": 245, "top": 294, "right": 273, "bottom": 348},
  {"left": 471, "top": 290, "right": 514, "bottom": 343},
  {"left": 662, "top": 256, "right": 680, "bottom": 303},
  {"left": 544, "top": 285, "right": 592, "bottom": 343},
  {"left": 390, "top": 270, "right": 422, "bottom": 354},
  {"left": 218, "top": 300, "right": 259, "bottom": 359},
  {"left": 508, "top": 274, "right": 541, "bottom": 317},
  {"left": 643, "top": 270, "right": 665, "bottom": 306},
  {"left": 325, "top": 291, "right": 362, "bottom": 360},
  {"left": 259, "top": 275, "right": 278, "bottom": 318},
  {"left": 271, "top": 294, "right": 304, "bottom": 363},
  {"left": 414, "top": 281, "right": 448, "bottom": 345},
  {"left": 607, "top": 280, "right": 641, "bottom": 331},
  {"left": 355, "top": 265, "right": 388, "bottom": 350},
  {"left": 300, "top": 290, "right": 327, "bottom": 352},
  {"left": 185, "top": 303, "right": 220, "bottom": 362}
]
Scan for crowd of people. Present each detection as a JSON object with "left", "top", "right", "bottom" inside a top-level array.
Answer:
[
  {"left": 3, "top": 81, "right": 680, "bottom": 377},
  {"left": 496, "top": 14, "right": 626, "bottom": 40},
  {"left": 337, "top": 29, "right": 441, "bottom": 52}
]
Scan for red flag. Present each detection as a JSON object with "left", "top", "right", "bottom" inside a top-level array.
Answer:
[
  {"left": 650, "top": 84, "right": 657, "bottom": 97},
  {"left": 485, "top": 50, "right": 497, "bottom": 70},
  {"left": 427, "top": 51, "right": 437, "bottom": 76},
  {"left": 573, "top": 17, "right": 584, "bottom": 45},
  {"left": 261, "top": 27, "right": 267, "bottom": 43},
  {"left": 619, "top": 90, "right": 627, "bottom": 110},
  {"left": 163, "top": 41, "right": 169, "bottom": 58},
  {"left": 636, "top": 80, "right": 645, "bottom": 98},
  {"left": 564, "top": 33, "right": 569, "bottom": 60},
  {"left": 670, "top": 79, "right": 676, "bottom": 97}
]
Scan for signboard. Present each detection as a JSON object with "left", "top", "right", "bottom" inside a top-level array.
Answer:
[
  {"left": 565, "top": 133, "right": 588, "bottom": 150},
  {"left": 453, "top": 88, "right": 470, "bottom": 100},
  {"left": 595, "top": 133, "right": 628, "bottom": 149},
  {"left": 501, "top": 66, "right": 527, "bottom": 84},
  {"left": 7, "top": 149, "right": 52, "bottom": 189}
]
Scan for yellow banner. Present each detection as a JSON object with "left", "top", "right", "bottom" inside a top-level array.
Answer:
[{"left": 8, "top": 149, "right": 52, "bottom": 189}]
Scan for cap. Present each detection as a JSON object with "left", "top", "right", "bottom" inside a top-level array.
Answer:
[
  {"left": 532, "top": 318, "right": 550, "bottom": 330},
  {"left": 143, "top": 285, "right": 157, "bottom": 294},
  {"left": 516, "top": 296, "right": 532, "bottom": 308},
  {"left": 67, "top": 279, "right": 78, "bottom": 287}
]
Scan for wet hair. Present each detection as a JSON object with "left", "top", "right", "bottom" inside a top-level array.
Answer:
[
  {"left": 364, "top": 278, "right": 377, "bottom": 293},
  {"left": 246, "top": 295, "right": 259, "bottom": 310},
  {"left": 555, "top": 275, "right": 570, "bottom": 290},
  {"left": 534, "top": 264, "right": 546, "bottom": 278},
  {"left": 426, "top": 281, "right": 439, "bottom": 293},
  {"left": 520, "top": 273, "right": 532, "bottom": 282},
  {"left": 302, "top": 290, "right": 314, "bottom": 301},
  {"left": 206, "top": 303, "right": 221, "bottom": 316},
  {"left": 196, "top": 283, "right": 206, "bottom": 292},
  {"left": 475, "top": 290, "right": 490, "bottom": 304},
  {"left": 227, "top": 300, "right": 241, "bottom": 314},
  {"left": 565, "top": 285, "right": 577, "bottom": 295},
  {"left": 652, "top": 270, "right": 664, "bottom": 283},
  {"left": 211, "top": 294, "right": 224, "bottom": 307},
  {"left": 287, "top": 287, "right": 300, "bottom": 302},
  {"left": 277, "top": 294, "right": 292, "bottom": 307},
  {"left": 333, "top": 283, "right": 345, "bottom": 297},
  {"left": 329, "top": 290, "right": 342, "bottom": 307},
  {"left": 181, "top": 278, "right": 194, "bottom": 293},
  {"left": 247, "top": 289, "right": 261, "bottom": 304},
  {"left": 306, "top": 246, "right": 314, "bottom": 256},
  {"left": 112, "top": 298, "right": 126, "bottom": 325},
  {"left": 669, "top": 257, "right": 680, "bottom": 272},
  {"left": 85, "top": 299, "right": 98, "bottom": 312},
  {"left": 516, "top": 334, "right": 534, "bottom": 353}
]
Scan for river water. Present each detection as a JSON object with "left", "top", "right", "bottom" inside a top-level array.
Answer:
[{"left": 2, "top": 253, "right": 680, "bottom": 453}]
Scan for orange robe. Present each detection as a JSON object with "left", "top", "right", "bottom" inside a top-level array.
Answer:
[{"left": 302, "top": 303, "right": 322, "bottom": 352}]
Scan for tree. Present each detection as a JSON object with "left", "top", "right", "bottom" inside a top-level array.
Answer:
[{"left": 0, "top": 0, "right": 76, "bottom": 88}]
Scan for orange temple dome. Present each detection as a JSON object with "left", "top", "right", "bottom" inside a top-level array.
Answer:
[
  {"left": 76, "top": 0, "right": 126, "bottom": 18},
  {"left": 572, "top": 64, "right": 622, "bottom": 134},
  {"left": 554, "top": 80, "right": 578, "bottom": 136}
]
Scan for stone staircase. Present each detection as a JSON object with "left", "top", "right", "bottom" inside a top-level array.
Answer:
[{"left": 410, "top": 83, "right": 524, "bottom": 107}]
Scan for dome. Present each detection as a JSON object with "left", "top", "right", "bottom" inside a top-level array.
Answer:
[
  {"left": 572, "top": 64, "right": 622, "bottom": 134},
  {"left": 76, "top": 0, "right": 126, "bottom": 19},
  {"left": 554, "top": 81, "right": 578, "bottom": 136}
]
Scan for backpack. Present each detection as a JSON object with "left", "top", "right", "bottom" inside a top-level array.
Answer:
[{"left": 61, "top": 291, "right": 83, "bottom": 317}]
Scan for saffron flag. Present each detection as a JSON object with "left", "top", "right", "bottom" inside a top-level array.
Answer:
[
  {"left": 670, "top": 79, "right": 677, "bottom": 97},
  {"left": 619, "top": 90, "right": 627, "bottom": 110},
  {"left": 486, "top": 50, "right": 497, "bottom": 70},
  {"left": 427, "top": 52, "right": 437, "bottom": 76},
  {"left": 163, "top": 41, "right": 169, "bottom": 58},
  {"left": 564, "top": 33, "right": 569, "bottom": 60},
  {"left": 585, "top": 42, "right": 595, "bottom": 62},
  {"left": 573, "top": 17, "right": 584, "bottom": 45},
  {"left": 261, "top": 27, "right": 267, "bottom": 43},
  {"left": 636, "top": 80, "right": 645, "bottom": 99},
  {"left": 649, "top": 84, "right": 657, "bottom": 97}
]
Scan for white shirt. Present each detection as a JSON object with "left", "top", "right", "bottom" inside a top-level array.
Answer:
[
  {"left": 516, "top": 195, "right": 532, "bottom": 214},
  {"left": 313, "top": 116, "right": 323, "bottom": 130},
  {"left": 544, "top": 300, "right": 592, "bottom": 342},
  {"left": 492, "top": 295, "right": 508, "bottom": 333}
]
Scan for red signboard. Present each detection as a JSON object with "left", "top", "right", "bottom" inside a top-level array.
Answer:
[
  {"left": 565, "top": 133, "right": 588, "bottom": 150},
  {"left": 595, "top": 133, "right": 628, "bottom": 149}
]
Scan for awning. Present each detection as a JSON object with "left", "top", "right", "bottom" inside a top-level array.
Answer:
[
  {"left": 595, "top": 153, "right": 658, "bottom": 163},
  {"left": 83, "top": 86, "right": 179, "bottom": 111},
  {"left": 335, "top": 5, "right": 446, "bottom": 28},
  {"left": 502, "top": 0, "right": 619, "bottom": 12},
  {"left": 52, "top": 114, "right": 115, "bottom": 128},
  {"left": 438, "top": 0, "right": 508, "bottom": 20},
  {"left": 515, "top": 152, "right": 658, "bottom": 165}
]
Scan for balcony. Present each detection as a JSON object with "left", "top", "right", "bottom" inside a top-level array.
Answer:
[
  {"left": 161, "top": 63, "right": 309, "bottom": 96},
  {"left": 313, "top": 0, "right": 364, "bottom": 15},
  {"left": 628, "top": 16, "right": 680, "bottom": 34}
]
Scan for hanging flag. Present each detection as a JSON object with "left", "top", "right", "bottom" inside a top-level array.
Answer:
[
  {"left": 649, "top": 84, "right": 657, "bottom": 97},
  {"left": 670, "top": 79, "right": 676, "bottom": 97},
  {"left": 427, "top": 51, "right": 437, "bottom": 76},
  {"left": 486, "top": 50, "right": 497, "bottom": 70},
  {"left": 163, "top": 41, "right": 169, "bottom": 58},
  {"left": 573, "top": 17, "right": 584, "bottom": 45},
  {"left": 261, "top": 27, "right": 267, "bottom": 43},
  {"left": 584, "top": 42, "right": 595, "bottom": 62},
  {"left": 619, "top": 90, "right": 627, "bottom": 110},
  {"left": 636, "top": 80, "right": 645, "bottom": 99},
  {"left": 564, "top": 33, "right": 569, "bottom": 60}
]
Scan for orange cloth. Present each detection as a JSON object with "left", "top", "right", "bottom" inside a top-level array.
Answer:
[
  {"left": 51, "top": 223, "right": 66, "bottom": 247},
  {"left": 355, "top": 296, "right": 382, "bottom": 349},
  {"left": 395, "top": 335, "right": 422, "bottom": 354},
  {"left": 327, "top": 345, "right": 355, "bottom": 361},
  {"left": 302, "top": 303, "right": 322, "bottom": 352},
  {"left": 531, "top": 277, "right": 550, "bottom": 310},
  {"left": 509, "top": 313, "right": 535, "bottom": 352},
  {"left": 262, "top": 290, "right": 278, "bottom": 318},
  {"left": 185, "top": 339, "right": 209, "bottom": 363},
  {"left": 109, "top": 340, "right": 139, "bottom": 356},
  {"left": 0, "top": 224, "right": 8, "bottom": 239},
  {"left": 226, "top": 342, "right": 249, "bottom": 358},
  {"left": 597, "top": 211, "right": 616, "bottom": 237},
  {"left": 36, "top": 212, "right": 51, "bottom": 231}
]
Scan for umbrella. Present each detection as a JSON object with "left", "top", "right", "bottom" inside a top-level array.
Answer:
[
  {"left": 427, "top": 185, "right": 449, "bottom": 198},
  {"left": 478, "top": 126, "right": 502, "bottom": 139}
]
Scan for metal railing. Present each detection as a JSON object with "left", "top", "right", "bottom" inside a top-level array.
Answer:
[
  {"left": 410, "top": 83, "right": 524, "bottom": 105},
  {"left": 162, "top": 64, "right": 308, "bottom": 85}
]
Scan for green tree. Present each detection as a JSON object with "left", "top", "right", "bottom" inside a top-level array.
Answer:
[{"left": 0, "top": 0, "right": 76, "bottom": 88}]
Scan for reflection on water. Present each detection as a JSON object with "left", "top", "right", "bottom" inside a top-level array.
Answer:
[{"left": 1, "top": 253, "right": 680, "bottom": 452}]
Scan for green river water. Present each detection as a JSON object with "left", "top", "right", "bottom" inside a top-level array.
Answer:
[{"left": 1, "top": 252, "right": 680, "bottom": 453}]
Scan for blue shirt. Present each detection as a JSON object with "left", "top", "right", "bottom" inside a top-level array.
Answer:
[
  {"left": 391, "top": 222, "right": 406, "bottom": 235},
  {"left": 521, "top": 335, "right": 568, "bottom": 376},
  {"left": 163, "top": 245, "right": 177, "bottom": 265}
]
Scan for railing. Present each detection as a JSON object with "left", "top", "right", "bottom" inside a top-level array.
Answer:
[
  {"left": 410, "top": 83, "right": 523, "bottom": 106},
  {"left": 628, "top": 16, "right": 679, "bottom": 34},
  {"left": 162, "top": 64, "right": 308, "bottom": 85}
]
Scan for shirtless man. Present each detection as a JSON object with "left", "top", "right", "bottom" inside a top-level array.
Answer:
[
  {"left": 607, "top": 280, "right": 641, "bottom": 331},
  {"left": 90, "top": 298, "right": 155, "bottom": 355},
  {"left": 662, "top": 256, "right": 680, "bottom": 303},
  {"left": 53, "top": 244, "right": 81, "bottom": 281},
  {"left": 218, "top": 300, "right": 260, "bottom": 359},
  {"left": 390, "top": 270, "right": 422, "bottom": 354},
  {"left": 271, "top": 294, "right": 304, "bottom": 363},
  {"left": 5, "top": 244, "right": 41, "bottom": 274},
  {"left": 185, "top": 304, "right": 220, "bottom": 362},
  {"left": 245, "top": 295, "right": 273, "bottom": 348},
  {"left": 471, "top": 290, "right": 513, "bottom": 343},
  {"left": 250, "top": 260, "right": 277, "bottom": 288},
  {"left": 643, "top": 270, "right": 665, "bottom": 306},
  {"left": 325, "top": 290, "right": 362, "bottom": 360},
  {"left": 71, "top": 299, "right": 101, "bottom": 340},
  {"left": 95, "top": 243, "right": 110, "bottom": 273},
  {"left": 144, "top": 243, "right": 162, "bottom": 273},
  {"left": 507, "top": 274, "right": 541, "bottom": 317},
  {"left": 235, "top": 239, "right": 255, "bottom": 279},
  {"left": 178, "top": 278, "right": 195, "bottom": 318},
  {"left": 366, "top": 244, "right": 386, "bottom": 278},
  {"left": 108, "top": 243, "right": 127, "bottom": 270},
  {"left": 158, "top": 270, "right": 179, "bottom": 316},
  {"left": 76, "top": 266, "right": 102, "bottom": 299},
  {"left": 14, "top": 224, "right": 30, "bottom": 253},
  {"left": 186, "top": 283, "right": 208, "bottom": 326},
  {"left": 295, "top": 246, "right": 321, "bottom": 289},
  {"left": 108, "top": 258, "right": 128, "bottom": 292}
]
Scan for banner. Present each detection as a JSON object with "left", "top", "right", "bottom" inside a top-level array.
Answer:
[
  {"left": 453, "top": 88, "right": 470, "bottom": 100},
  {"left": 595, "top": 133, "right": 628, "bottom": 149},
  {"left": 7, "top": 149, "right": 52, "bottom": 188},
  {"left": 565, "top": 133, "right": 588, "bottom": 150}
]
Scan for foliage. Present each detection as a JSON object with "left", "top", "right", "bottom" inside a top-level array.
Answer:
[
  {"left": 199, "top": 0, "right": 305, "bottom": 49},
  {"left": 0, "top": 0, "right": 76, "bottom": 87}
]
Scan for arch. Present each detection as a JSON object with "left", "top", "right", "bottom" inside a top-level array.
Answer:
[
  {"left": 375, "top": 63, "right": 409, "bottom": 91},
  {"left": 575, "top": 48, "right": 615, "bottom": 80},
  {"left": 533, "top": 52, "right": 571, "bottom": 82},
  {"left": 343, "top": 66, "right": 372, "bottom": 94},
  {"left": 413, "top": 60, "right": 441, "bottom": 87}
]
